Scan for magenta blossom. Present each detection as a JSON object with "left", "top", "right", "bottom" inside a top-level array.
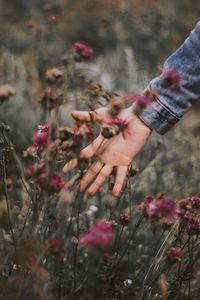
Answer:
[
  {"left": 161, "top": 69, "right": 182, "bottom": 91},
  {"left": 48, "top": 174, "right": 64, "bottom": 192},
  {"left": 167, "top": 247, "right": 182, "bottom": 262},
  {"left": 145, "top": 198, "right": 180, "bottom": 220},
  {"left": 189, "top": 195, "right": 200, "bottom": 209},
  {"left": 33, "top": 124, "right": 49, "bottom": 148},
  {"left": 73, "top": 42, "right": 93, "bottom": 59},
  {"left": 110, "top": 117, "right": 129, "bottom": 139},
  {"left": 79, "top": 220, "right": 115, "bottom": 251},
  {"left": 125, "top": 94, "right": 153, "bottom": 109}
]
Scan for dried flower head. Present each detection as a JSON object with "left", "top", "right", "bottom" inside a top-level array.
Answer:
[
  {"left": 119, "top": 212, "right": 131, "bottom": 226},
  {"left": 45, "top": 68, "right": 64, "bottom": 84},
  {"left": 40, "top": 88, "right": 63, "bottom": 110}
]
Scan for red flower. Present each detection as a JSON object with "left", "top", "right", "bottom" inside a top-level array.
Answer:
[
  {"left": 167, "top": 247, "right": 182, "bottom": 263},
  {"left": 161, "top": 69, "right": 181, "bottom": 91},
  {"left": 48, "top": 174, "right": 64, "bottom": 192},
  {"left": 79, "top": 220, "right": 115, "bottom": 251},
  {"left": 73, "top": 42, "right": 93, "bottom": 60}
]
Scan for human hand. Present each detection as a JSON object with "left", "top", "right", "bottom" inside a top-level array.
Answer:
[{"left": 63, "top": 106, "right": 152, "bottom": 196}]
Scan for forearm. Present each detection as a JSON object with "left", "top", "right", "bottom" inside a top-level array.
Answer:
[{"left": 138, "top": 21, "right": 200, "bottom": 134}]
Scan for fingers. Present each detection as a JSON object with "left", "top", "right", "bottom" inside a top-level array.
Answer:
[
  {"left": 71, "top": 110, "right": 93, "bottom": 122},
  {"left": 79, "top": 161, "right": 103, "bottom": 192},
  {"left": 87, "top": 165, "right": 113, "bottom": 196},
  {"left": 71, "top": 108, "right": 106, "bottom": 123},
  {"left": 63, "top": 158, "right": 78, "bottom": 174},
  {"left": 112, "top": 166, "right": 128, "bottom": 197},
  {"left": 81, "top": 134, "right": 104, "bottom": 159}
]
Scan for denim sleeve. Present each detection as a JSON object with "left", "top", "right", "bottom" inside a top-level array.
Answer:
[{"left": 137, "top": 21, "right": 200, "bottom": 134}]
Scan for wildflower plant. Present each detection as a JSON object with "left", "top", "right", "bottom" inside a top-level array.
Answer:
[{"left": 0, "top": 37, "right": 199, "bottom": 300}]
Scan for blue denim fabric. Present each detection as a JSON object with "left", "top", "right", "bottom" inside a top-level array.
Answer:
[{"left": 137, "top": 21, "right": 200, "bottom": 134}]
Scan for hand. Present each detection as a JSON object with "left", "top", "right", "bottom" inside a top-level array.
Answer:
[{"left": 63, "top": 106, "right": 152, "bottom": 196}]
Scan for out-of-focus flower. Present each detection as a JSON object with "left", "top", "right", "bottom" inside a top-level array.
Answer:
[
  {"left": 79, "top": 220, "right": 115, "bottom": 251},
  {"left": 49, "top": 237, "right": 63, "bottom": 251},
  {"left": 26, "top": 20, "right": 34, "bottom": 29},
  {"left": 109, "top": 98, "right": 124, "bottom": 117},
  {"left": 161, "top": 69, "right": 182, "bottom": 91},
  {"left": 0, "top": 85, "right": 15, "bottom": 102},
  {"left": 23, "top": 145, "right": 38, "bottom": 158},
  {"left": 119, "top": 212, "right": 131, "bottom": 226},
  {"left": 189, "top": 195, "right": 200, "bottom": 209},
  {"left": 139, "top": 197, "right": 179, "bottom": 222},
  {"left": 187, "top": 218, "right": 200, "bottom": 235},
  {"left": 125, "top": 94, "right": 153, "bottom": 110},
  {"left": 73, "top": 42, "right": 93, "bottom": 60},
  {"left": 40, "top": 88, "right": 63, "bottom": 110},
  {"left": 167, "top": 247, "right": 182, "bottom": 263},
  {"left": 110, "top": 117, "right": 129, "bottom": 139},
  {"left": 48, "top": 15, "right": 61, "bottom": 23},
  {"left": 156, "top": 199, "right": 180, "bottom": 220},
  {"left": 45, "top": 68, "right": 64, "bottom": 84},
  {"left": 48, "top": 174, "right": 64, "bottom": 192},
  {"left": 5, "top": 177, "right": 13, "bottom": 189},
  {"left": 33, "top": 124, "right": 49, "bottom": 148}
]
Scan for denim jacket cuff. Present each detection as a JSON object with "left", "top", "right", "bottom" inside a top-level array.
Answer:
[{"left": 135, "top": 97, "right": 180, "bottom": 135}]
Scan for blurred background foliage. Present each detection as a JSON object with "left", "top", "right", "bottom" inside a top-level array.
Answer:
[{"left": 0, "top": 0, "right": 199, "bottom": 199}]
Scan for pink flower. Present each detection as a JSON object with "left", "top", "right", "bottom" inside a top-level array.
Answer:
[
  {"left": 48, "top": 174, "right": 64, "bottom": 192},
  {"left": 142, "top": 197, "right": 179, "bottom": 221},
  {"left": 110, "top": 117, "right": 129, "bottom": 139},
  {"left": 48, "top": 15, "right": 61, "bottom": 23},
  {"left": 161, "top": 69, "right": 181, "bottom": 91},
  {"left": 73, "top": 42, "right": 93, "bottom": 59},
  {"left": 125, "top": 94, "right": 153, "bottom": 109},
  {"left": 167, "top": 247, "right": 182, "bottom": 263},
  {"left": 156, "top": 199, "right": 180, "bottom": 220},
  {"left": 79, "top": 220, "right": 115, "bottom": 251},
  {"left": 33, "top": 124, "right": 49, "bottom": 148},
  {"left": 189, "top": 195, "right": 200, "bottom": 209}
]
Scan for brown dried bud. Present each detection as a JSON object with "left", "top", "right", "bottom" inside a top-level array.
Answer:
[
  {"left": 45, "top": 68, "right": 64, "bottom": 84},
  {"left": 109, "top": 98, "right": 124, "bottom": 117}
]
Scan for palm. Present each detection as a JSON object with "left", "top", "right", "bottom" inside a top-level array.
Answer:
[{"left": 63, "top": 106, "right": 152, "bottom": 196}]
